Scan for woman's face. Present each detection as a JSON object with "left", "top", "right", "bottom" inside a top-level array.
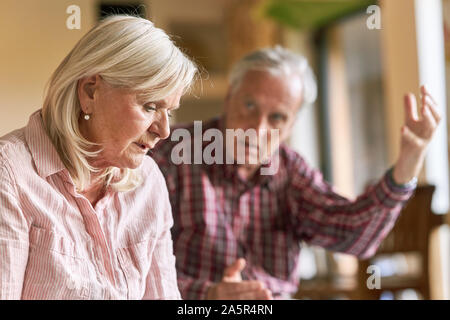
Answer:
[{"left": 78, "top": 75, "right": 182, "bottom": 170}]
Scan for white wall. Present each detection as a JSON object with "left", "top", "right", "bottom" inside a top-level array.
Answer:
[
  {"left": 0, "top": 0, "right": 96, "bottom": 136},
  {"left": 283, "top": 29, "right": 321, "bottom": 171}
]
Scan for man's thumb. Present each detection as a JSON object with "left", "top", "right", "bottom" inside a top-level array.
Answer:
[{"left": 223, "top": 258, "right": 246, "bottom": 281}]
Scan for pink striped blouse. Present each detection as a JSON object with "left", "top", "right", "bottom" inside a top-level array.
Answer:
[{"left": 0, "top": 110, "right": 181, "bottom": 300}]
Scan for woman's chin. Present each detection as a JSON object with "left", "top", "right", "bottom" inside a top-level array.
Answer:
[
  {"left": 112, "top": 154, "right": 145, "bottom": 170},
  {"left": 127, "top": 156, "right": 145, "bottom": 169}
]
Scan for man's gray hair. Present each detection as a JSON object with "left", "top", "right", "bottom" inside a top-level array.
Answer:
[{"left": 228, "top": 45, "right": 317, "bottom": 107}]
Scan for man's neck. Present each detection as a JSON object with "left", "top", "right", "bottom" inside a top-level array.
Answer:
[{"left": 237, "top": 164, "right": 260, "bottom": 181}]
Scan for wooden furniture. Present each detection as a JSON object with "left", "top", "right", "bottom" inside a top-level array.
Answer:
[
  {"left": 295, "top": 185, "right": 446, "bottom": 300},
  {"left": 357, "top": 185, "right": 445, "bottom": 299},
  {"left": 294, "top": 273, "right": 360, "bottom": 300}
]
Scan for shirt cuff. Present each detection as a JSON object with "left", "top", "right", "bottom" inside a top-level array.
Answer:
[
  {"left": 184, "top": 279, "right": 213, "bottom": 300},
  {"left": 370, "top": 167, "right": 417, "bottom": 209},
  {"left": 199, "top": 281, "right": 213, "bottom": 300},
  {"left": 386, "top": 166, "right": 418, "bottom": 192}
]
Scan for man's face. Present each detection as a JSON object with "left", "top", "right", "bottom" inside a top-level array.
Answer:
[{"left": 223, "top": 70, "right": 303, "bottom": 167}]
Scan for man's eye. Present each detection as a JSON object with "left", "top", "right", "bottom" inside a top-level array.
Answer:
[
  {"left": 270, "top": 114, "right": 285, "bottom": 122},
  {"left": 245, "top": 101, "right": 255, "bottom": 110}
]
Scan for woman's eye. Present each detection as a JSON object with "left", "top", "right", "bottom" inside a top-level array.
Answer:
[{"left": 144, "top": 103, "right": 157, "bottom": 112}]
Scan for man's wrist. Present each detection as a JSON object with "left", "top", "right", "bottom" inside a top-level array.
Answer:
[
  {"left": 389, "top": 166, "right": 418, "bottom": 189},
  {"left": 393, "top": 150, "right": 426, "bottom": 184}
]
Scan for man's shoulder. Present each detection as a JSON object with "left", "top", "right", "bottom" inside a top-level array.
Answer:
[{"left": 277, "top": 143, "right": 309, "bottom": 170}]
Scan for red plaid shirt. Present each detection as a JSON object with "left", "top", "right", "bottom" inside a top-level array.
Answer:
[{"left": 151, "top": 117, "right": 416, "bottom": 299}]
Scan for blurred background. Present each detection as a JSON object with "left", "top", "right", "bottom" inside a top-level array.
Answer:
[{"left": 1, "top": 0, "right": 450, "bottom": 300}]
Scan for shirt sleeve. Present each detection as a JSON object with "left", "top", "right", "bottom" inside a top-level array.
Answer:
[
  {"left": 177, "top": 272, "right": 213, "bottom": 300},
  {"left": 142, "top": 164, "right": 181, "bottom": 300},
  {"left": 0, "top": 161, "right": 30, "bottom": 299},
  {"left": 142, "top": 226, "right": 181, "bottom": 300},
  {"left": 151, "top": 145, "right": 214, "bottom": 300},
  {"left": 287, "top": 156, "right": 416, "bottom": 260}
]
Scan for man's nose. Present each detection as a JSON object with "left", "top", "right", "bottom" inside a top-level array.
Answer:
[{"left": 254, "top": 116, "right": 270, "bottom": 134}]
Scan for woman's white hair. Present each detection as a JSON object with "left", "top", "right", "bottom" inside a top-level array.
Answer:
[
  {"left": 229, "top": 45, "right": 317, "bottom": 108},
  {"left": 42, "top": 15, "right": 197, "bottom": 192}
]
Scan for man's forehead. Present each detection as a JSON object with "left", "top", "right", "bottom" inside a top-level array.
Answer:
[
  {"left": 238, "top": 73, "right": 302, "bottom": 108},
  {"left": 241, "top": 70, "right": 301, "bottom": 92}
]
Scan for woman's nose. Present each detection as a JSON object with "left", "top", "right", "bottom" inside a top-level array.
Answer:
[{"left": 150, "top": 111, "right": 170, "bottom": 140}]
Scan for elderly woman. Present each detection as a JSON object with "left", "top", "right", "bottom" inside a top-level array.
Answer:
[{"left": 0, "top": 15, "right": 197, "bottom": 299}]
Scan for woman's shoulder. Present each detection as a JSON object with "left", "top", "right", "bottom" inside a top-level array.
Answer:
[
  {"left": 0, "top": 128, "right": 30, "bottom": 166},
  {"left": 128, "top": 155, "right": 170, "bottom": 205},
  {"left": 0, "top": 127, "right": 34, "bottom": 187},
  {"left": 140, "top": 155, "right": 167, "bottom": 185}
]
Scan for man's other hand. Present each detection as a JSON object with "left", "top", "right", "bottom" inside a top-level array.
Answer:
[{"left": 206, "top": 258, "right": 273, "bottom": 300}]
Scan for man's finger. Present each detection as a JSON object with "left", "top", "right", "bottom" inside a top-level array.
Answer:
[
  {"left": 236, "top": 292, "right": 260, "bottom": 300},
  {"left": 419, "top": 85, "right": 441, "bottom": 124},
  {"left": 223, "top": 258, "right": 246, "bottom": 280},
  {"left": 236, "top": 289, "right": 272, "bottom": 300},
  {"left": 424, "top": 97, "right": 442, "bottom": 124},
  {"left": 421, "top": 85, "right": 438, "bottom": 106},
  {"left": 262, "top": 289, "right": 273, "bottom": 300},
  {"left": 421, "top": 104, "right": 438, "bottom": 135},
  {"left": 404, "top": 93, "right": 419, "bottom": 125},
  {"left": 424, "top": 95, "right": 438, "bottom": 109},
  {"left": 221, "top": 280, "right": 265, "bottom": 294}
]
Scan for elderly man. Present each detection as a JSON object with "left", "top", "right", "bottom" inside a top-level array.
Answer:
[{"left": 151, "top": 46, "right": 441, "bottom": 300}]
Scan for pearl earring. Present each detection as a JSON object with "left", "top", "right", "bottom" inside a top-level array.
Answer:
[{"left": 84, "top": 114, "right": 90, "bottom": 120}]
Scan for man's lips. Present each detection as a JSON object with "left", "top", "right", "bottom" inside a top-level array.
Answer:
[{"left": 238, "top": 140, "right": 259, "bottom": 150}]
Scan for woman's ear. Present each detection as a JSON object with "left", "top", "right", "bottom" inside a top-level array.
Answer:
[{"left": 77, "top": 75, "right": 99, "bottom": 114}]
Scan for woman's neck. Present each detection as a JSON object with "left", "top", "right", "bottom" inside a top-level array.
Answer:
[{"left": 79, "top": 172, "right": 107, "bottom": 207}]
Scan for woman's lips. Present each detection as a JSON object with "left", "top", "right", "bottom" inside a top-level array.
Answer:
[{"left": 134, "top": 142, "right": 150, "bottom": 151}]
